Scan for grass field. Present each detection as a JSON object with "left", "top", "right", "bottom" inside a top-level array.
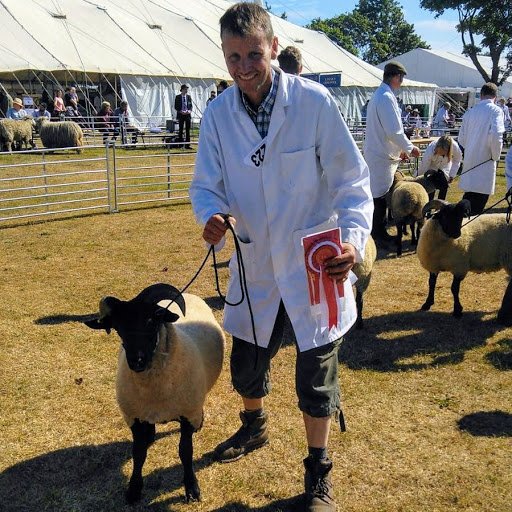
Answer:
[{"left": 0, "top": 155, "right": 510, "bottom": 512}]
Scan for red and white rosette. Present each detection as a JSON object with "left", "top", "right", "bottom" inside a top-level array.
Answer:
[{"left": 302, "top": 228, "right": 344, "bottom": 330}]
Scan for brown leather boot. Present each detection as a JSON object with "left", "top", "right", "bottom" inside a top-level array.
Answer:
[
  {"left": 213, "top": 409, "right": 269, "bottom": 463},
  {"left": 303, "top": 456, "right": 336, "bottom": 511}
]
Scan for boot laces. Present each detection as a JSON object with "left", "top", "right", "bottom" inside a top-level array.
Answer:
[{"left": 311, "top": 473, "right": 330, "bottom": 500}]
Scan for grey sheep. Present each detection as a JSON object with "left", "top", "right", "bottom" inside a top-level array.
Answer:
[
  {"left": 35, "top": 117, "right": 84, "bottom": 153},
  {"left": 0, "top": 118, "right": 36, "bottom": 152},
  {"left": 85, "top": 283, "right": 225, "bottom": 503},
  {"left": 352, "top": 235, "right": 377, "bottom": 328},
  {"left": 417, "top": 199, "right": 512, "bottom": 324}
]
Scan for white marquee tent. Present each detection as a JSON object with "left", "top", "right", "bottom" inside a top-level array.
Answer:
[
  {"left": 379, "top": 49, "right": 512, "bottom": 111},
  {"left": 0, "top": 0, "right": 437, "bottom": 123}
]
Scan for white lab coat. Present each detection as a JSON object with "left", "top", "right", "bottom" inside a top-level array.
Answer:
[
  {"left": 415, "top": 138, "right": 463, "bottom": 179},
  {"left": 190, "top": 69, "right": 373, "bottom": 352},
  {"left": 506, "top": 146, "right": 512, "bottom": 191},
  {"left": 457, "top": 99, "right": 505, "bottom": 195},
  {"left": 363, "top": 82, "right": 414, "bottom": 197}
]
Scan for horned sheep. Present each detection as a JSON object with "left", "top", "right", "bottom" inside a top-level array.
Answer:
[
  {"left": 417, "top": 199, "right": 512, "bottom": 324},
  {"left": 35, "top": 117, "right": 84, "bottom": 153},
  {"left": 85, "top": 283, "right": 225, "bottom": 503},
  {"left": 0, "top": 118, "right": 36, "bottom": 152}
]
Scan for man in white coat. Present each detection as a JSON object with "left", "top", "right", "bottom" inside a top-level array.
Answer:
[
  {"left": 190, "top": 3, "right": 373, "bottom": 510},
  {"left": 506, "top": 146, "right": 512, "bottom": 192},
  {"left": 457, "top": 82, "right": 505, "bottom": 215},
  {"left": 363, "top": 61, "right": 420, "bottom": 245}
]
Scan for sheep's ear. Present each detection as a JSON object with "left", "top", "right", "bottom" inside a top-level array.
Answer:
[
  {"left": 84, "top": 296, "right": 121, "bottom": 333},
  {"left": 154, "top": 307, "right": 180, "bottom": 324}
]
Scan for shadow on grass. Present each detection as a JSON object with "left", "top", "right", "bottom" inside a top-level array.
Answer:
[
  {"left": 457, "top": 411, "right": 512, "bottom": 437},
  {"left": 0, "top": 431, "right": 217, "bottom": 512},
  {"left": 485, "top": 339, "right": 512, "bottom": 370},
  {"left": 34, "top": 313, "right": 97, "bottom": 325},
  {"left": 340, "top": 310, "right": 502, "bottom": 372},
  {"left": 208, "top": 496, "right": 303, "bottom": 511}
]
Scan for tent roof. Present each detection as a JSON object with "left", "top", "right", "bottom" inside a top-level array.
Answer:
[
  {"left": 379, "top": 48, "right": 512, "bottom": 96},
  {"left": 0, "top": 0, "right": 435, "bottom": 89}
]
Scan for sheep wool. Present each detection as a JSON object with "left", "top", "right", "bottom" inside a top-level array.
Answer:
[
  {"left": 116, "top": 293, "right": 225, "bottom": 431},
  {"left": 0, "top": 118, "right": 35, "bottom": 151},
  {"left": 36, "top": 117, "right": 83, "bottom": 153},
  {"left": 352, "top": 235, "right": 377, "bottom": 328}
]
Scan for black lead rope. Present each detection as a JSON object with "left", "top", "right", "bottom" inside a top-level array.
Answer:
[
  {"left": 164, "top": 214, "right": 259, "bottom": 369},
  {"left": 213, "top": 215, "right": 259, "bottom": 369},
  {"left": 454, "top": 158, "right": 493, "bottom": 179},
  {"left": 461, "top": 187, "right": 512, "bottom": 229}
]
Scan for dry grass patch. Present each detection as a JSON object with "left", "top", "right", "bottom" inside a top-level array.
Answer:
[{"left": 0, "top": 164, "right": 510, "bottom": 511}]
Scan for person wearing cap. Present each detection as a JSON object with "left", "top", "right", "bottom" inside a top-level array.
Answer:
[
  {"left": 6, "top": 97, "right": 28, "bottom": 119},
  {"left": 432, "top": 101, "right": 452, "bottom": 133},
  {"left": 363, "top": 61, "right": 420, "bottom": 245},
  {"left": 174, "top": 84, "right": 193, "bottom": 149}
]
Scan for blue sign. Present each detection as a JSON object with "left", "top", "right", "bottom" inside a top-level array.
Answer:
[
  {"left": 320, "top": 73, "right": 342, "bottom": 88},
  {"left": 301, "top": 73, "right": 320, "bottom": 82}
]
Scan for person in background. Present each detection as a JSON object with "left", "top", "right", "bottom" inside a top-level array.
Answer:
[
  {"left": 174, "top": 84, "right": 192, "bottom": 149},
  {"left": 206, "top": 90, "right": 216, "bottom": 107},
  {"left": 190, "top": 4, "right": 372, "bottom": 511},
  {"left": 52, "top": 89, "right": 65, "bottom": 119},
  {"left": 432, "top": 101, "right": 451, "bottom": 132},
  {"left": 6, "top": 97, "right": 28, "bottom": 119},
  {"left": 97, "top": 101, "right": 118, "bottom": 144},
  {"left": 217, "top": 79, "right": 229, "bottom": 94},
  {"left": 113, "top": 100, "right": 139, "bottom": 145},
  {"left": 277, "top": 45, "right": 303, "bottom": 75},
  {"left": 414, "top": 134, "right": 462, "bottom": 199},
  {"left": 33, "top": 102, "right": 51, "bottom": 120},
  {"left": 506, "top": 145, "right": 512, "bottom": 191},
  {"left": 363, "top": 61, "right": 420, "bottom": 245},
  {"left": 457, "top": 82, "right": 505, "bottom": 215}
]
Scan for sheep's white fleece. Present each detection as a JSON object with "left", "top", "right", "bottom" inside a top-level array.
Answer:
[
  {"left": 116, "top": 293, "right": 225, "bottom": 431},
  {"left": 417, "top": 214, "right": 512, "bottom": 277}
]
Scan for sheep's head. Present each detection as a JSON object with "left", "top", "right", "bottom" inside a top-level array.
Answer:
[
  {"left": 423, "top": 169, "right": 448, "bottom": 190},
  {"left": 85, "top": 283, "right": 186, "bottom": 372},
  {"left": 423, "top": 199, "right": 471, "bottom": 239}
]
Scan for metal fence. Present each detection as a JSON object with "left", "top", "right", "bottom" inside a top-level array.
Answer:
[{"left": 0, "top": 141, "right": 195, "bottom": 225}]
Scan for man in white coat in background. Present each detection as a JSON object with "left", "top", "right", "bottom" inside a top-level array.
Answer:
[
  {"left": 190, "top": 3, "right": 373, "bottom": 511},
  {"left": 363, "top": 61, "right": 420, "bottom": 246},
  {"left": 457, "top": 82, "right": 505, "bottom": 215}
]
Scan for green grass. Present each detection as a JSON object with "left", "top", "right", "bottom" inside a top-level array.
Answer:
[{"left": 0, "top": 152, "right": 510, "bottom": 511}]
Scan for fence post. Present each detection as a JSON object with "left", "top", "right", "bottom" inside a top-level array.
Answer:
[
  {"left": 106, "top": 140, "right": 118, "bottom": 213},
  {"left": 166, "top": 148, "right": 172, "bottom": 198}
]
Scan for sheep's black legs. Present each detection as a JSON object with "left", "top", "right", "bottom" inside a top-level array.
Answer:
[
  {"left": 421, "top": 272, "right": 438, "bottom": 311},
  {"left": 126, "top": 419, "right": 153, "bottom": 504},
  {"left": 179, "top": 417, "right": 200, "bottom": 502},
  {"left": 497, "top": 279, "right": 512, "bottom": 325},
  {"left": 396, "top": 223, "right": 404, "bottom": 256},
  {"left": 451, "top": 276, "right": 464, "bottom": 317},
  {"left": 355, "top": 289, "right": 364, "bottom": 329}
]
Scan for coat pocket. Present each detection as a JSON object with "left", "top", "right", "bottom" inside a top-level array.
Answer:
[
  {"left": 280, "top": 146, "right": 318, "bottom": 193},
  {"left": 228, "top": 237, "right": 257, "bottom": 283},
  {"left": 292, "top": 216, "right": 339, "bottom": 269}
]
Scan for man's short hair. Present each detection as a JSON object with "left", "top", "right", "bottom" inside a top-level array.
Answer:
[
  {"left": 220, "top": 2, "right": 273, "bottom": 42},
  {"left": 481, "top": 82, "right": 498, "bottom": 98},
  {"left": 120, "top": 100, "right": 128, "bottom": 107},
  {"left": 277, "top": 46, "right": 302, "bottom": 75}
]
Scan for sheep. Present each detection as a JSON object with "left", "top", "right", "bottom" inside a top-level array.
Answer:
[
  {"left": 0, "top": 118, "right": 36, "bottom": 152},
  {"left": 417, "top": 199, "right": 512, "bottom": 324},
  {"left": 352, "top": 235, "right": 377, "bottom": 328},
  {"left": 85, "top": 283, "right": 225, "bottom": 503},
  {"left": 35, "top": 117, "right": 84, "bottom": 153}
]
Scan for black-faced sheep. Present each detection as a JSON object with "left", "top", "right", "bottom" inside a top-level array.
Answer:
[
  {"left": 85, "top": 283, "right": 225, "bottom": 503},
  {"left": 35, "top": 117, "right": 84, "bottom": 153},
  {"left": 352, "top": 235, "right": 377, "bottom": 328},
  {"left": 0, "top": 118, "right": 36, "bottom": 152},
  {"left": 417, "top": 199, "right": 512, "bottom": 324}
]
